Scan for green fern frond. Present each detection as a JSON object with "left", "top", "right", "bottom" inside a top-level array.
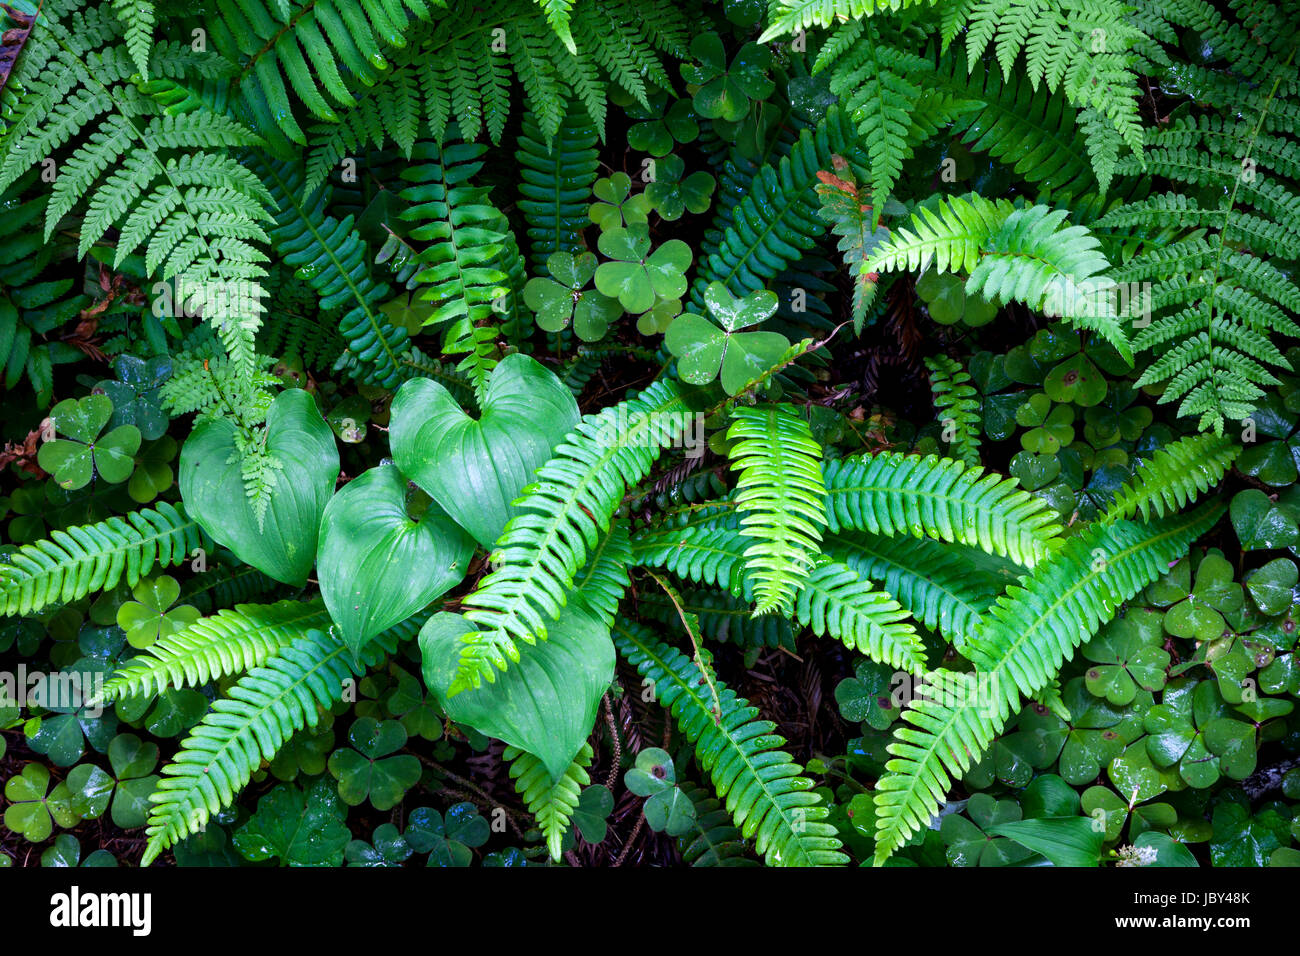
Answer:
[
  {"left": 795, "top": 558, "right": 927, "bottom": 673},
  {"left": 572, "top": 519, "right": 633, "bottom": 626},
  {"left": 824, "top": 531, "right": 1009, "bottom": 648},
  {"left": 0, "top": 503, "right": 205, "bottom": 617},
  {"left": 257, "top": 158, "right": 409, "bottom": 389},
  {"left": 516, "top": 106, "right": 600, "bottom": 268},
  {"left": 872, "top": 502, "right": 1223, "bottom": 863},
  {"left": 677, "top": 781, "right": 760, "bottom": 866},
  {"left": 142, "top": 627, "right": 397, "bottom": 864},
  {"left": 868, "top": 194, "right": 1132, "bottom": 362},
  {"left": 453, "top": 380, "right": 689, "bottom": 692},
  {"left": 822, "top": 452, "right": 1064, "bottom": 567},
  {"left": 759, "top": 0, "right": 932, "bottom": 41},
  {"left": 506, "top": 742, "right": 592, "bottom": 862},
  {"left": 614, "top": 621, "right": 849, "bottom": 867},
  {"left": 1103, "top": 434, "right": 1240, "bottom": 522},
  {"left": 925, "top": 354, "right": 982, "bottom": 466},
  {"left": 727, "top": 404, "right": 828, "bottom": 617},
  {"left": 96, "top": 599, "right": 335, "bottom": 703}
]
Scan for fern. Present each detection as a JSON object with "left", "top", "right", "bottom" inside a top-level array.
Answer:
[
  {"left": 926, "top": 354, "right": 983, "bottom": 466},
  {"left": 824, "top": 531, "right": 1007, "bottom": 647},
  {"left": 676, "top": 781, "right": 759, "bottom": 866},
  {"left": 453, "top": 380, "right": 689, "bottom": 692},
  {"left": 0, "top": 504, "right": 205, "bottom": 617},
  {"left": 726, "top": 404, "right": 828, "bottom": 616},
  {"left": 516, "top": 106, "right": 600, "bottom": 269},
  {"left": 872, "top": 501, "right": 1223, "bottom": 863},
  {"left": 256, "top": 158, "right": 409, "bottom": 389},
  {"left": 822, "top": 452, "right": 1064, "bottom": 567},
  {"left": 1094, "top": 6, "right": 1300, "bottom": 432},
  {"left": 399, "top": 135, "right": 520, "bottom": 401},
  {"left": 142, "top": 627, "right": 399, "bottom": 863},
  {"left": 795, "top": 558, "right": 927, "bottom": 672},
  {"left": 868, "top": 193, "right": 1133, "bottom": 362},
  {"left": 1103, "top": 433, "right": 1240, "bottom": 523},
  {"left": 505, "top": 742, "right": 592, "bottom": 862},
  {"left": 95, "top": 599, "right": 335, "bottom": 702},
  {"left": 614, "top": 621, "right": 849, "bottom": 867}
]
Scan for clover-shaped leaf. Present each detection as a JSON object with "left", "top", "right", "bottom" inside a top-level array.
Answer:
[
  {"left": 1209, "top": 794, "right": 1291, "bottom": 867},
  {"left": 41, "top": 834, "right": 117, "bottom": 867},
  {"left": 572, "top": 784, "right": 614, "bottom": 845},
  {"left": 384, "top": 666, "right": 444, "bottom": 742},
  {"left": 1245, "top": 558, "right": 1298, "bottom": 617},
  {"left": 115, "top": 684, "right": 207, "bottom": 738},
  {"left": 270, "top": 723, "right": 336, "bottom": 781},
  {"left": 627, "top": 96, "right": 699, "bottom": 156},
  {"left": 1231, "top": 489, "right": 1300, "bottom": 551},
  {"left": 682, "top": 34, "right": 773, "bottom": 121},
  {"left": 346, "top": 823, "right": 413, "bottom": 867},
  {"left": 664, "top": 282, "right": 790, "bottom": 394},
  {"left": 116, "top": 574, "right": 201, "bottom": 650},
  {"left": 328, "top": 717, "right": 421, "bottom": 810},
  {"left": 624, "top": 747, "right": 696, "bottom": 836},
  {"left": 26, "top": 658, "right": 119, "bottom": 766},
  {"left": 95, "top": 354, "right": 172, "bottom": 441},
  {"left": 37, "top": 395, "right": 141, "bottom": 490},
  {"left": 588, "top": 172, "right": 654, "bottom": 230},
  {"left": 834, "top": 659, "right": 900, "bottom": 731},
  {"left": 940, "top": 793, "right": 1034, "bottom": 867},
  {"left": 644, "top": 154, "right": 716, "bottom": 221},
  {"left": 233, "top": 776, "right": 350, "bottom": 867},
  {"left": 524, "top": 251, "right": 623, "bottom": 340},
  {"left": 3, "top": 763, "right": 78, "bottom": 841},
  {"left": 406, "top": 803, "right": 490, "bottom": 867},
  {"left": 594, "top": 224, "right": 691, "bottom": 314},
  {"left": 915, "top": 269, "right": 997, "bottom": 326},
  {"left": 1083, "top": 611, "right": 1170, "bottom": 705}
]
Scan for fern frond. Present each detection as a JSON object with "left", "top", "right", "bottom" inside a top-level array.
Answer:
[
  {"left": 727, "top": 405, "right": 828, "bottom": 617},
  {"left": 614, "top": 621, "right": 849, "bottom": 867},
  {"left": 824, "top": 531, "right": 1008, "bottom": 648},
  {"left": 677, "top": 781, "right": 759, "bottom": 865},
  {"left": 453, "top": 380, "right": 689, "bottom": 692},
  {"left": 795, "top": 559, "right": 927, "bottom": 673},
  {"left": 516, "top": 105, "right": 599, "bottom": 268},
  {"left": 96, "top": 599, "right": 335, "bottom": 702},
  {"left": 142, "top": 627, "right": 396, "bottom": 863},
  {"left": 0, "top": 504, "right": 204, "bottom": 617},
  {"left": 822, "top": 452, "right": 1064, "bottom": 567},
  {"left": 872, "top": 502, "right": 1224, "bottom": 863},
  {"left": 506, "top": 742, "right": 592, "bottom": 862},
  {"left": 926, "top": 354, "right": 982, "bottom": 466},
  {"left": 1103, "top": 433, "right": 1240, "bottom": 522}
]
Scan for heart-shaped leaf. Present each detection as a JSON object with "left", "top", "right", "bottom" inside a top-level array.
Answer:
[
  {"left": 390, "top": 353, "right": 580, "bottom": 547},
  {"left": 317, "top": 463, "right": 474, "bottom": 656},
  {"left": 179, "top": 389, "right": 339, "bottom": 586},
  {"left": 419, "top": 601, "right": 614, "bottom": 780}
]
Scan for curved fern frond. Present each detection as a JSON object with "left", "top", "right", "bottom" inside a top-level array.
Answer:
[
  {"left": 868, "top": 193, "right": 1132, "bottom": 362},
  {"left": 614, "top": 621, "right": 849, "bottom": 867},
  {"left": 506, "top": 742, "right": 592, "bottom": 862},
  {"left": 631, "top": 524, "right": 751, "bottom": 595},
  {"left": 453, "top": 380, "right": 689, "bottom": 692},
  {"left": 926, "top": 354, "right": 982, "bottom": 466},
  {"left": 794, "top": 558, "right": 927, "bottom": 673},
  {"left": 822, "top": 452, "right": 1064, "bottom": 567},
  {"left": 1103, "top": 433, "right": 1240, "bottom": 523},
  {"left": 677, "top": 781, "right": 759, "bottom": 866},
  {"left": 142, "top": 627, "right": 398, "bottom": 863},
  {"left": 95, "top": 599, "right": 335, "bottom": 703},
  {"left": 824, "top": 531, "right": 1010, "bottom": 648},
  {"left": 572, "top": 519, "right": 632, "bottom": 626},
  {"left": 516, "top": 106, "right": 599, "bottom": 268},
  {"left": 727, "top": 404, "right": 827, "bottom": 616},
  {"left": 0, "top": 503, "right": 204, "bottom": 617},
  {"left": 872, "top": 502, "right": 1224, "bottom": 863}
]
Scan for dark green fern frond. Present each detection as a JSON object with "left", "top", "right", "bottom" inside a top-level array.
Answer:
[
  {"left": 614, "top": 621, "right": 849, "bottom": 867},
  {"left": 727, "top": 404, "right": 828, "bottom": 617},
  {"left": 516, "top": 106, "right": 600, "bottom": 268},
  {"left": 572, "top": 519, "right": 632, "bottom": 626},
  {"left": 824, "top": 531, "right": 1010, "bottom": 648},
  {"left": 256, "top": 158, "right": 409, "bottom": 389},
  {"left": 677, "top": 781, "right": 759, "bottom": 866},
  {"left": 0, "top": 503, "right": 205, "bottom": 617}
]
